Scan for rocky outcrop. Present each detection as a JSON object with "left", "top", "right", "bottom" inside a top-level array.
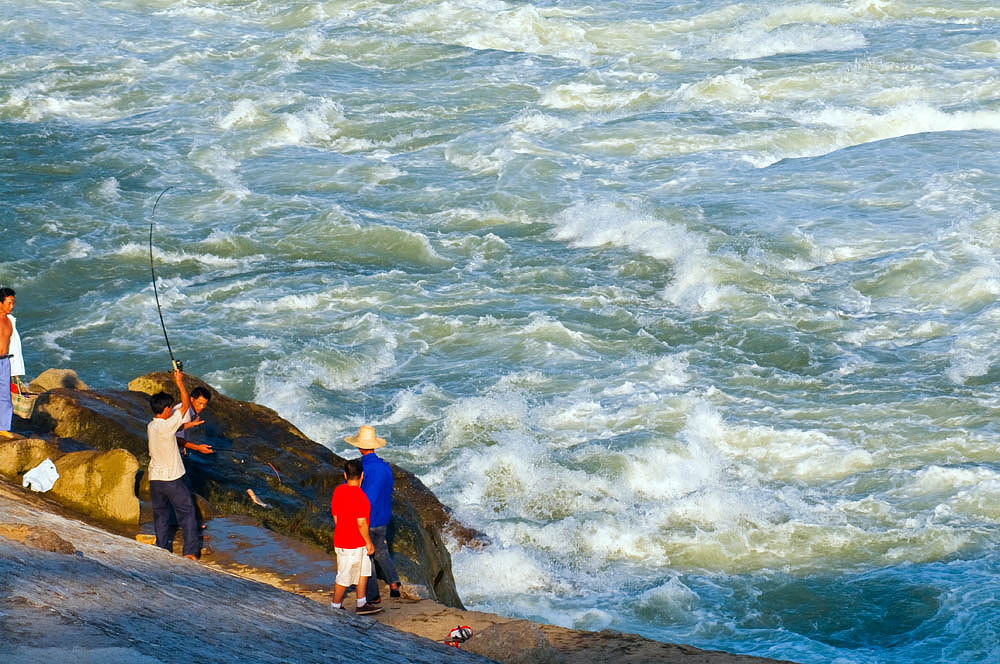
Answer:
[
  {"left": 47, "top": 449, "right": 140, "bottom": 524},
  {"left": 0, "top": 437, "right": 140, "bottom": 525},
  {"left": 0, "top": 437, "right": 60, "bottom": 476},
  {"left": 29, "top": 368, "right": 89, "bottom": 392},
  {"left": 23, "top": 370, "right": 481, "bottom": 608}
]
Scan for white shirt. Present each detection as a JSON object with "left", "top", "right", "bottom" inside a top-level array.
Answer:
[
  {"left": 147, "top": 408, "right": 186, "bottom": 482},
  {"left": 7, "top": 314, "right": 23, "bottom": 376}
]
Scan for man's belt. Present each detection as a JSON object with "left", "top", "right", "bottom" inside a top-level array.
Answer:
[{"left": 0, "top": 354, "right": 12, "bottom": 360}]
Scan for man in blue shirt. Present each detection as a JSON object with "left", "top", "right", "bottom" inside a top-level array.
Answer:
[{"left": 345, "top": 425, "right": 402, "bottom": 604}]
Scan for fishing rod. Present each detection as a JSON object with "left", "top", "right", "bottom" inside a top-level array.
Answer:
[
  {"left": 148, "top": 188, "right": 281, "bottom": 490},
  {"left": 148, "top": 186, "right": 182, "bottom": 372}
]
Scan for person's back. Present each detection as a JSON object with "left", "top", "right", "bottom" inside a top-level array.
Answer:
[
  {"left": 347, "top": 425, "right": 402, "bottom": 603},
  {"left": 147, "top": 406, "right": 186, "bottom": 483},
  {"left": 331, "top": 482, "right": 370, "bottom": 548},
  {"left": 360, "top": 452, "right": 393, "bottom": 528},
  {"left": 330, "top": 458, "right": 381, "bottom": 615},
  {"left": 146, "top": 368, "right": 201, "bottom": 560}
]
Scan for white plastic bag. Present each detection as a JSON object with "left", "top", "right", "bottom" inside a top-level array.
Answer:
[{"left": 22, "top": 457, "right": 59, "bottom": 492}]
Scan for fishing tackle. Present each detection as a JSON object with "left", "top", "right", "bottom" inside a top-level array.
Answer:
[{"left": 149, "top": 186, "right": 182, "bottom": 371}]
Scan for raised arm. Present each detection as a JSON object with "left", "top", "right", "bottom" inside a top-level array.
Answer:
[{"left": 173, "top": 367, "right": 191, "bottom": 419}]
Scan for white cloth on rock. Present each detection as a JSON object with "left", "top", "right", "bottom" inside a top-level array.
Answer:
[{"left": 22, "top": 457, "right": 59, "bottom": 492}]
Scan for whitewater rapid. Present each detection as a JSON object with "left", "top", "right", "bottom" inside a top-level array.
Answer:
[{"left": 3, "top": 1, "right": 1000, "bottom": 662}]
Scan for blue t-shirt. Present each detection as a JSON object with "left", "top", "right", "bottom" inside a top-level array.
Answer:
[{"left": 360, "top": 452, "right": 393, "bottom": 528}]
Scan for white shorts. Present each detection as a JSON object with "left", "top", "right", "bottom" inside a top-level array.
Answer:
[{"left": 335, "top": 546, "right": 372, "bottom": 587}]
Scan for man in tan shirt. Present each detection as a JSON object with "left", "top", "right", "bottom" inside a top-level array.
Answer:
[{"left": 147, "top": 367, "right": 200, "bottom": 560}]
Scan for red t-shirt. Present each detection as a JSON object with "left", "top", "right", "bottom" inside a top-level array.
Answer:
[{"left": 331, "top": 483, "right": 371, "bottom": 549}]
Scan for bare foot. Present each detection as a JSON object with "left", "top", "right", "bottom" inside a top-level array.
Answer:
[{"left": 184, "top": 554, "right": 198, "bottom": 561}]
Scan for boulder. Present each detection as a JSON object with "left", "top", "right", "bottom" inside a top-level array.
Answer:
[
  {"left": 0, "top": 437, "right": 139, "bottom": 525},
  {"left": 463, "top": 621, "right": 564, "bottom": 664},
  {"left": 0, "top": 437, "right": 61, "bottom": 477},
  {"left": 29, "top": 368, "right": 89, "bottom": 392},
  {"left": 24, "top": 371, "right": 482, "bottom": 608},
  {"left": 50, "top": 449, "right": 141, "bottom": 525}
]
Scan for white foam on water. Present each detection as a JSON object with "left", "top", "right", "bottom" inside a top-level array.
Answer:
[
  {"left": 708, "top": 23, "right": 866, "bottom": 61},
  {"left": 649, "top": 354, "right": 693, "bottom": 388},
  {"left": 550, "top": 201, "right": 735, "bottom": 311},
  {"left": 746, "top": 104, "right": 1000, "bottom": 167},
  {"left": 154, "top": 4, "right": 230, "bottom": 20},
  {"left": 367, "top": 383, "right": 446, "bottom": 427},
  {"left": 1, "top": 85, "right": 122, "bottom": 123},
  {"left": 516, "top": 312, "right": 589, "bottom": 347},
  {"left": 270, "top": 99, "right": 346, "bottom": 148},
  {"left": 908, "top": 465, "right": 1000, "bottom": 497},
  {"left": 539, "top": 81, "right": 663, "bottom": 112},
  {"left": 964, "top": 38, "right": 1000, "bottom": 55},
  {"left": 676, "top": 68, "right": 761, "bottom": 106},
  {"left": 188, "top": 145, "right": 250, "bottom": 200},
  {"left": 115, "top": 242, "right": 245, "bottom": 267},
  {"left": 218, "top": 98, "right": 265, "bottom": 130},
  {"left": 636, "top": 577, "right": 700, "bottom": 623},
  {"left": 251, "top": 312, "right": 400, "bottom": 429},
  {"left": 63, "top": 238, "right": 93, "bottom": 260},
  {"left": 435, "top": 389, "right": 530, "bottom": 453},
  {"left": 444, "top": 142, "right": 514, "bottom": 176},
  {"left": 35, "top": 312, "right": 113, "bottom": 363},
  {"left": 944, "top": 306, "right": 1000, "bottom": 383},
  {"left": 96, "top": 177, "right": 121, "bottom": 202},
  {"left": 509, "top": 109, "right": 576, "bottom": 134},
  {"left": 395, "top": 0, "right": 594, "bottom": 63},
  {"left": 842, "top": 322, "right": 907, "bottom": 347},
  {"left": 720, "top": 423, "right": 875, "bottom": 482},
  {"left": 451, "top": 546, "right": 554, "bottom": 597},
  {"left": 759, "top": 3, "right": 858, "bottom": 29}
]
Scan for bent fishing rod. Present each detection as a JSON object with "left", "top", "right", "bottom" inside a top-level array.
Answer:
[
  {"left": 148, "top": 188, "right": 280, "bottom": 486},
  {"left": 149, "top": 186, "right": 183, "bottom": 372}
]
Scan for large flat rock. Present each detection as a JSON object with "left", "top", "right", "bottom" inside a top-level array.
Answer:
[{"left": 0, "top": 481, "right": 485, "bottom": 664}]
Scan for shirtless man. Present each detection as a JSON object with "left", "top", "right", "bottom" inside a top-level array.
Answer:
[{"left": 0, "top": 287, "right": 16, "bottom": 432}]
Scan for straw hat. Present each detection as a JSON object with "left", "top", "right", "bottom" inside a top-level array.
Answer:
[{"left": 344, "top": 425, "right": 386, "bottom": 450}]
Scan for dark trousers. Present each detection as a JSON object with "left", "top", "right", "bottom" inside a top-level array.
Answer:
[
  {"left": 365, "top": 525, "right": 400, "bottom": 602},
  {"left": 150, "top": 476, "right": 200, "bottom": 558}
]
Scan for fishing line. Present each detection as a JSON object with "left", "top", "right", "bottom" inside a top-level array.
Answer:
[
  {"left": 209, "top": 448, "right": 282, "bottom": 483},
  {"left": 148, "top": 186, "right": 182, "bottom": 371}
]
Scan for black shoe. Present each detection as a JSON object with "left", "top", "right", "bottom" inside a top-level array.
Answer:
[
  {"left": 356, "top": 603, "right": 383, "bottom": 616},
  {"left": 367, "top": 597, "right": 382, "bottom": 606},
  {"left": 389, "top": 586, "right": 401, "bottom": 598}
]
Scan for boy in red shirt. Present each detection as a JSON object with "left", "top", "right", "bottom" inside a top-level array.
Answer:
[{"left": 330, "top": 458, "right": 381, "bottom": 615}]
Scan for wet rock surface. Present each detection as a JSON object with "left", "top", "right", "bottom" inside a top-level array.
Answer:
[{"left": 22, "top": 370, "right": 482, "bottom": 607}]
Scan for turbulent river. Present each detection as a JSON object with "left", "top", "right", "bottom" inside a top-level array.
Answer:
[{"left": 4, "top": 1, "right": 1000, "bottom": 661}]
